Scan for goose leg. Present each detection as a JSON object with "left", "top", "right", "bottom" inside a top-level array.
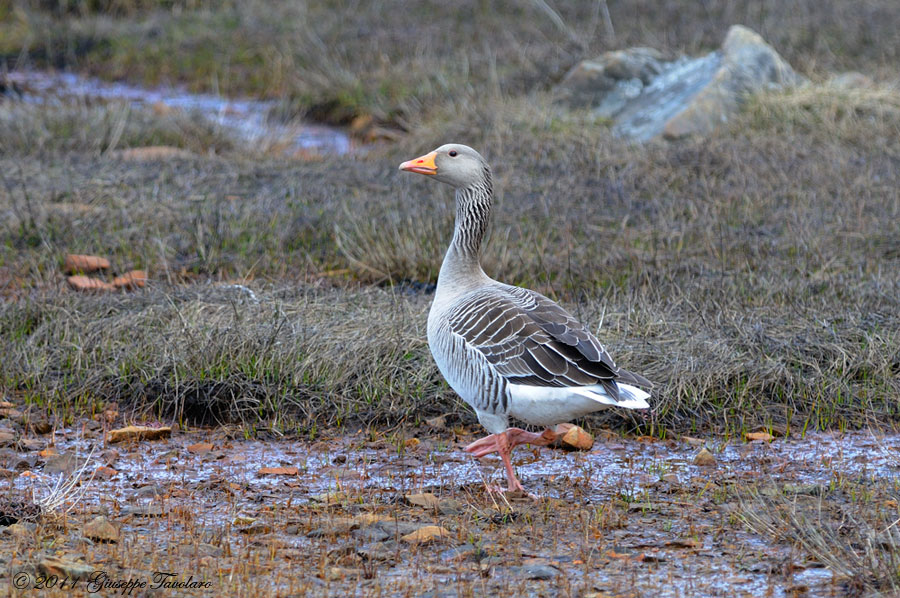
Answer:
[{"left": 464, "top": 427, "right": 557, "bottom": 492}]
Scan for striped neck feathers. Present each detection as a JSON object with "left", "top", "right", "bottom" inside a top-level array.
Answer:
[{"left": 449, "top": 165, "right": 493, "bottom": 262}]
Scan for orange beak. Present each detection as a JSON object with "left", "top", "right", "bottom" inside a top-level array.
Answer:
[{"left": 399, "top": 151, "right": 438, "bottom": 175}]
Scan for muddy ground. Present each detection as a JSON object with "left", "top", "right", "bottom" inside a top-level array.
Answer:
[{"left": 3, "top": 401, "right": 899, "bottom": 597}]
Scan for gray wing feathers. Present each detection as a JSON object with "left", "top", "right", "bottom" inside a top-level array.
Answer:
[{"left": 447, "top": 285, "right": 647, "bottom": 399}]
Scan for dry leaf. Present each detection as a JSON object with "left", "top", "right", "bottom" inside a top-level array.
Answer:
[
  {"left": 67, "top": 275, "right": 114, "bottom": 292},
  {"left": 188, "top": 442, "right": 213, "bottom": 454},
  {"left": 746, "top": 431, "right": 775, "bottom": 442},
  {"left": 108, "top": 425, "right": 172, "bottom": 443},
  {"left": 400, "top": 525, "right": 450, "bottom": 545},
  {"left": 257, "top": 466, "right": 299, "bottom": 476},
  {"left": 94, "top": 466, "right": 118, "bottom": 479},
  {"left": 64, "top": 254, "right": 110, "bottom": 274},
  {"left": 112, "top": 270, "right": 148, "bottom": 290}
]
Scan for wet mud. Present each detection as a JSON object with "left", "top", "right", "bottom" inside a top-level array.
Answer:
[{"left": 2, "top": 413, "right": 898, "bottom": 597}]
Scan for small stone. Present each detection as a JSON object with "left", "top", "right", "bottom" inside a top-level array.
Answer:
[
  {"left": 18, "top": 438, "right": 43, "bottom": 451},
  {"left": 83, "top": 516, "right": 118, "bottom": 543},
  {"left": 693, "top": 448, "right": 717, "bottom": 466},
  {"left": 438, "top": 498, "right": 463, "bottom": 515},
  {"left": 108, "top": 425, "right": 171, "bottom": 443},
  {"left": 352, "top": 527, "right": 390, "bottom": 542},
  {"left": 357, "top": 540, "right": 397, "bottom": 561},
  {"left": 122, "top": 504, "right": 165, "bottom": 517},
  {"left": 554, "top": 423, "right": 594, "bottom": 451},
  {"left": 406, "top": 493, "right": 441, "bottom": 509},
  {"left": 400, "top": 525, "right": 451, "bottom": 545},
  {"left": 511, "top": 564, "right": 559, "bottom": 580},
  {"left": 43, "top": 453, "right": 76, "bottom": 475},
  {"left": 440, "top": 545, "right": 479, "bottom": 562},
  {"left": 661, "top": 473, "right": 680, "bottom": 484},
  {"left": 425, "top": 415, "right": 448, "bottom": 429},
  {"left": 38, "top": 557, "right": 94, "bottom": 580}
]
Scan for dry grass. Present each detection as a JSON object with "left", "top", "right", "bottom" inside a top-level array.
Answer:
[
  {"left": 0, "top": 2, "right": 899, "bottom": 435},
  {"left": 0, "top": 82, "right": 899, "bottom": 435},
  {"left": 4, "top": 0, "right": 900, "bottom": 124},
  {"left": 741, "top": 478, "right": 900, "bottom": 596}
]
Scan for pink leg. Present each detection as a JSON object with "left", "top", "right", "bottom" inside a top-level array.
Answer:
[{"left": 464, "top": 427, "right": 556, "bottom": 492}]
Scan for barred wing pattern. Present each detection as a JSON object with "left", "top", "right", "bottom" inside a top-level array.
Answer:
[{"left": 447, "top": 285, "right": 642, "bottom": 401}]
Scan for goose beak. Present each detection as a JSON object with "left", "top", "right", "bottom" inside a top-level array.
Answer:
[{"left": 399, "top": 151, "right": 438, "bottom": 175}]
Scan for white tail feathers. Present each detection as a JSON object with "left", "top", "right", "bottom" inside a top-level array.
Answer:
[{"left": 571, "top": 382, "right": 650, "bottom": 410}]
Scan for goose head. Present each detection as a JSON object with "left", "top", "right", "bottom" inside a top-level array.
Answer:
[{"left": 399, "top": 144, "right": 488, "bottom": 189}]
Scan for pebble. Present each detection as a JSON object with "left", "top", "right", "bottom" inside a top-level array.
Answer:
[
  {"left": 83, "top": 516, "right": 119, "bottom": 543},
  {"left": 38, "top": 557, "right": 95, "bottom": 580},
  {"left": 693, "top": 447, "right": 717, "bottom": 466}
]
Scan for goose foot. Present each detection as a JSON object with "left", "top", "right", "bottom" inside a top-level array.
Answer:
[{"left": 464, "top": 427, "right": 556, "bottom": 493}]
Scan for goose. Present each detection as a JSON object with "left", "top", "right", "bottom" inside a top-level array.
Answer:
[{"left": 399, "top": 144, "right": 651, "bottom": 493}]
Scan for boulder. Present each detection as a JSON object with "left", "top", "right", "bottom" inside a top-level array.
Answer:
[{"left": 555, "top": 25, "right": 803, "bottom": 141}]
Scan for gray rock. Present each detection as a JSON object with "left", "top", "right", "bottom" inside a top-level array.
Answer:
[
  {"left": 43, "top": 453, "right": 76, "bottom": 475},
  {"left": 38, "top": 557, "right": 95, "bottom": 580},
  {"left": 555, "top": 47, "right": 667, "bottom": 110},
  {"left": 356, "top": 540, "right": 397, "bottom": 561},
  {"left": 660, "top": 25, "right": 802, "bottom": 139},
  {"left": 555, "top": 25, "right": 803, "bottom": 141},
  {"left": 352, "top": 526, "right": 390, "bottom": 543},
  {"left": 509, "top": 564, "right": 560, "bottom": 580}
]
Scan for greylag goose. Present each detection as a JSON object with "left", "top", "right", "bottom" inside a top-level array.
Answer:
[{"left": 399, "top": 144, "right": 651, "bottom": 493}]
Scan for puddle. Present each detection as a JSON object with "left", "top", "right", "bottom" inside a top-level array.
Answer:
[
  {"left": 4, "top": 424, "right": 897, "bottom": 597},
  {"left": 3, "top": 70, "right": 354, "bottom": 156}
]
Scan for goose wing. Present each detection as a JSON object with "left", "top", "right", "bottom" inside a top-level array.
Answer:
[{"left": 447, "top": 285, "right": 649, "bottom": 400}]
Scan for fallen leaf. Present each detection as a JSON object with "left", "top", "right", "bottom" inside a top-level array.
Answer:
[
  {"left": 67, "top": 275, "right": 114, "bottom": 292},
  {"left": 112, "top": 270, "right": 148, "bottom": 290},
  {"left": 746, "top": 431, "right": 775, "bottom": 442},
  {"left": 257, "top": 466, "right": 299, "bottom": 476},
  {"left": 188, "top": 442, "right": 213, "bottom": 454},
  {"left": 94, "top": 466, "right": 118, "bottom": 479},
  {"left": 400, "top": 525, "right": 450, "bottom": 545},
  {"left": 38, "top": 447, "right": 58, "bottom": 458},
  {"left": 404, "top": 438, "right": 420, "bottom": 448},
  {"left": 606, "top": 550, "right": 633, "bottom": 560},
  {"left": 63, "top": 254, "right": 110, "bottom": 274},
  {"left": 108, "top": 425, "right": 172, "bottom": 443},
  {"left": 665, "top": 538, "right": 702, "bottom": 549}
]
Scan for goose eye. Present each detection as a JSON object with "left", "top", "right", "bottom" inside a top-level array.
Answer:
[{"left": 448, "top": 150, "right": 458, "bottom": 157}]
